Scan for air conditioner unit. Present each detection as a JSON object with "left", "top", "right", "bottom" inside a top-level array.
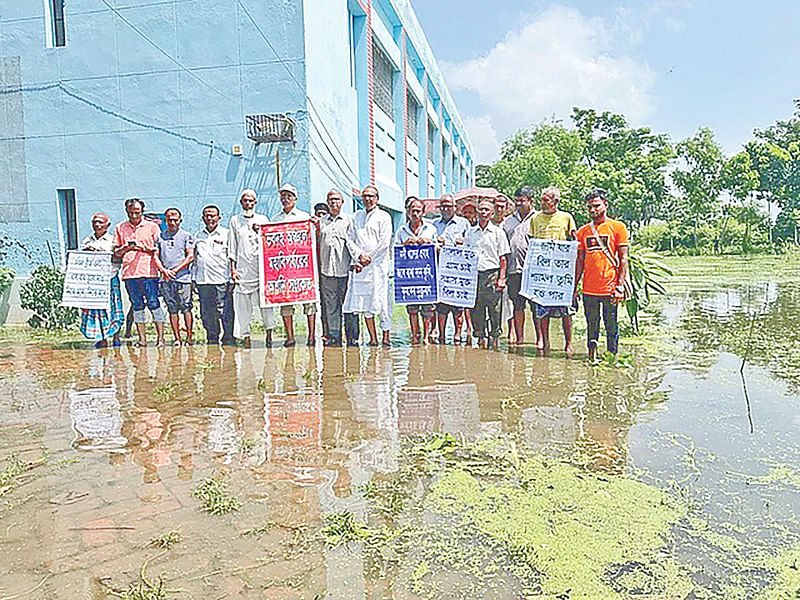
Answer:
[{"left": 245, "top": 114, "right": 296, "bottom": 143}]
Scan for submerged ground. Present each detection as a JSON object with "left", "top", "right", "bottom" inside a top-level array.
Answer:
[{"left": 1, "top": 254, "right": 800, "bottom": 599}]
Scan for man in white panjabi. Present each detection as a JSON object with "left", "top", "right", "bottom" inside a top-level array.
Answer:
[
  {"left": 228, "top": 189, "right": 275, "bottom": 348},
  {"left": 342, "top": 185, "right": 393, "bottom": 347}
]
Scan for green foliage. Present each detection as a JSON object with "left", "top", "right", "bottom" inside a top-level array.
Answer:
[
  {"left": 147, "top": 531, "right": 180, "bottom": 550},
  {"left": 19, "top": 266, "right": 78, "bottom": 330},
  {"left": 624, "top": 246, "right": 672, "bottom": 332},
  {"left": 191, "top": 478, "right": 240, "bottom": 515},
  {"left": 0, "top": 266, "right": 14, "bottom": 295}
]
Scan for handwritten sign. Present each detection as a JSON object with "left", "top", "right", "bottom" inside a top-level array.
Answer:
[
  {"left": 394, "top": 244, "right": 438, "bottom": 304},
  {"left": 259, "top": 220, "right": 318, "bottom": 307},
  {"left": 61, "top": 251, "right": 112, "bottom": 310},
  {"left": 437, "top": 246, "right": 478, "bottom": 308},
  {"left": 520, "top": 239, "right": 578, "bottom": 306}
]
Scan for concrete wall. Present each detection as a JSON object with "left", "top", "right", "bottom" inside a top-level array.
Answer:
[{"left": 0, "top": 0, "right": 309, "bottom": 275}]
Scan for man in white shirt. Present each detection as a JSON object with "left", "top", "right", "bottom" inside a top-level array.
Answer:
[
  {"left": 228, "top": 189, "right": 275, "bottom": 348},
  {"left": 271, "top": 183, "right": 317, "bottom": 347},
  {"left": 465, "top": 199, "right": 510, "bottom": 350},
  {"left": 318, "top": 189, "right": 360, "bottom": 347},
  {"left": 342, "top": 185, "right": 393, "bottom": 347},
  {"left": 194, "top": 205, "right": 234, "bottom": 346}
]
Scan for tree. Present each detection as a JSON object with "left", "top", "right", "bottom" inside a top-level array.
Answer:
[
  {"left": 721, "top": 151, "right": 761, "bottom": 252},
  {"left": 673, "top": 128, "right": 725, "bottom": 250}
]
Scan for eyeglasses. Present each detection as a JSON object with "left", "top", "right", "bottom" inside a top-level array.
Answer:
[{"left": 363, "top": 194, "right": 378, "bottom": 198}]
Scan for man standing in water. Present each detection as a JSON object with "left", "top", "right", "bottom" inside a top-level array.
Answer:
[
  {"left": 343, "top": 185, "right": 393, "bottom": 347},
  {"left": 432, "top": 194, "right": 470, "bottom": 344},
  {"left": 194, "top": 205, "right": 234, "bottom": 346},
  {"left": 229, "top": 189, "right": 275, "bottom": 348},
  {"left": 113, "top": 197, "right": 166, "bottom": 347},
  {"left": 465, "top": 199, "right": 509, "bottom": 350},
  {"left": 530, "top": 187, "right": 577, "bottom": 357},
  {"left": 574, "top": 188, "right": 629, "bottom": 360},
  {"left": 271, "top": 183, "right": 317, "bottom": 347},
  {"left": 506, "top": 186, "right": 536, "bottom": 345},
  {"left": 318, "top": 189, "right": 360, "bottom": 347},
  {"left": 158, "top": 208, "right": 195, "bottom": 346}
]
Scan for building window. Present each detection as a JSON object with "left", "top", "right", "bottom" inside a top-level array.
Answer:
[
  {"left": 47, "top": 0, "right": 66, "bottom": 47},
  {"left": 58, "top": 189, "right": 77, "bottom": 250},
  {"left": 406, "top": 91, "right": 419, "bottom": 142},
  {"left": 427, "top": 120, "right": 435, "bottom": 162},
  {"left": 372, "top": 41, "right": 394, "bottom": 118}
]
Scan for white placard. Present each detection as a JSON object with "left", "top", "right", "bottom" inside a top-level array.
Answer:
[
  {"left": 437, "top": 245, "right": 478, "bottom": 308},
  {"left": 520, "top": 239, "right": 578, "bottom": 306},
  {"left": 61, "top": 251, "right": 112, "bottom": 310}
]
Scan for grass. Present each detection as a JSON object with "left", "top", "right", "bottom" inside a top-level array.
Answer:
[
  {"left": 147, "top": 531, "right": 180, "bottom": 550},
  {"left": 191, "top": 478, "right": 240, "bottom": 515}
]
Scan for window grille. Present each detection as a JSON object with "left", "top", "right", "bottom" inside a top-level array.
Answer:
[
  {"left": 427, "top": 120, "right": 436, "bottom": 162},
  {"left": 406, "top": 91, "right": 419, "bottom": 142},
  {"left": 245, "top": 114, "right": 295, "bottom": 143},
  {"left": 372, "top": 41, "right": 394, "bottom": 117},
  {"left": 50, "top": 0, "right": 66, "bottom": 47}
]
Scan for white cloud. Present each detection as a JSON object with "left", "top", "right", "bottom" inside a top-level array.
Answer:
[
  {"left": 443, "top": 4, "right": 657, "bottom": 162},
  {"left": 462, "top": 115, "right": 502, "bottom": 165}
]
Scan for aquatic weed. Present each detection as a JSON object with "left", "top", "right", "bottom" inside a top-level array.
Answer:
[
  {"left": 0, "top": 454, "right": 25, "bottom": 486},
  {"left": 147, "top": 531, "right": 180, "bottom": 549},
  {"left": 191, "top": 478, "right": 240, "bottom": 515},
  {"left": 321, "top": 510, "right": 368, "bottom": 546},
  {"left": 153, "top": 382, "right": 178, "bottom": 400}
]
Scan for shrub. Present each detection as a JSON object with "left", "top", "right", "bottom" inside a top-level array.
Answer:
[
  {"left": 19, "top": 266, "right": 78, "bottom": 330},
  {"left": 0, "top": 266, "right": 14, "bottom": 296}
]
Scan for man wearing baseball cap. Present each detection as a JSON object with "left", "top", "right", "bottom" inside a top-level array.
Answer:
[{"left": 271, "top": 183, "right": 317, "bottom": 346}]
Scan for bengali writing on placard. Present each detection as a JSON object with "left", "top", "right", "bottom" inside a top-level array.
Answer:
[
  {"left": 259, "top": 220, "right": 319, "bottom": 307},
  {"left": 437, "top": 245, "right": 478, "bottom": 308},
  {"left": 61, "top": 251, "right": 112, "bottom": 310},
  {"left": 394, "top": 244, "right": 438, "bottom": 305},
  {"left": 520, "top": 239, "right": 578, "bottom": 306}
]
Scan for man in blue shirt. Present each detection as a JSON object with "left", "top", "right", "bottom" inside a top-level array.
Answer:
[{"left": 158, "top": 208, "right": 195, "bottom": 345}]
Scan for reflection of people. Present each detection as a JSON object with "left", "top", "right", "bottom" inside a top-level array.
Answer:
[
  {"left": 193, "top": 205, "right": 234, "bottom": 346},
  {"left": 465, "top": 200, "right": 510, "bottom": 350},
  {"left": 229, "top": 189, "right": 275, "bottom": 348},
  {"left": 271, "top": 183, "right": 316, "bottom": 347},
  {"left": 343, "top": 186, "right": 393, "bottom": 347},
  {"left": 395, "top": 197, "right": 437, "bottom": 345},
  {"left": 433, "top": 194, "right": 470, "bottom": 344},
  {"left": 158, "top": 208, "right": 195, "bottom": 346},
  {"left": 530, "top": 187, "right": 578, "bottom": 357},
  {"left": 80, "top": 213, "right": 124, "bottom": 347},
  {"left": 318, "top": 190, "right": 360, "bottom": 347},
  {"left": 113, "top": 198, "right": 166, "bottom": 347},
  {"left": 574, "top": 188, "right": 629, "bottom": 359}
]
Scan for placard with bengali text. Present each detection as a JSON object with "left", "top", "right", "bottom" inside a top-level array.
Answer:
[
  {"left": 61, "top": 251, "right": 112, "bottom": 310},
  {"left": 520, "top": 239, "right": 578, "bottom": 306},
  {"left": 394, "top": 244, "right": 438, "bottom": 305},
  {"left": 259, "top": 220, "right": 319, "bottom": 307},
  {"left": 437, "top": 245, "right": 478, "bottom": 308}
]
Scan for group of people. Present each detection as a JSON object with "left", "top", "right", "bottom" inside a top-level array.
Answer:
[{"left": 78, "top": 182, "right": 628, "bottom": 359}]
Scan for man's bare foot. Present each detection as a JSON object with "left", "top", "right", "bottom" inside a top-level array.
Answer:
[
  {"left": 265, "top": 331, "right": 272, "bottom": 348},
  {"left": 565, "top": 344, "right": 574, "bottom": 359}
]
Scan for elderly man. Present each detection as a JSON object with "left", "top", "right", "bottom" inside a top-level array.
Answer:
[
  {"left": 432, "top": 194, "right": 470, "bottom": 344},
  {"left": 229, "top": 189, "right": 275, "bottom": 348},
  {"left": 530, "top": 187, "right": 578, "bottom": 356},
  {"left": 318, "top": 189, "right": 360, "bottom": 347},
  {"left": 158, "top": 207, "right": 195, "bottom": 346},
  {"left": 465, "top": 199, "right": 510, "bottom": 350},
  {"left": 194, "top": 205, "right": 234, "bottom": 346},
  {"left": 342, "top": 185, "right": 393, "bottom": 347},
  {"left": 506, "top": 186, "right": 536, "bottom": 345},
  {"left": 574, "top": 188, "right": 629, "bottom": 360},
  {"left": 395, "top": 197, "right": 438, "bottom": 345},
  {"left": 113, "top": 197, "right": 166, "bottom": 347},
  {"left": 271, "top": 183, "right": 316, "bottom": 347}
]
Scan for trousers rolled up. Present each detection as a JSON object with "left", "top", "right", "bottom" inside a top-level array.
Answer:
[
  {"left": 583, "top": 294, "right": 619, "bottom": 354},
  {"left": 320, "top": 274, "right": 359, "bottom": 343},
  {"left": 233, "top": 288, "right": 275, "bottom": 339},
  {"left": 197, "top": 283, "right": 234, "bottom": 344},
  {"left": 470, "top": 269, "right": 502, "bottom": 340}
]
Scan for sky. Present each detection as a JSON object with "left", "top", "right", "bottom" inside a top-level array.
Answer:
[{"left": 409, "top": 0, "right": 800, "bottom": 164}]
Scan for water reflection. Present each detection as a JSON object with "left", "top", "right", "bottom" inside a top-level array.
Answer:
[{"left": 2, "top": 277, "right": 800, "bottom": 597}]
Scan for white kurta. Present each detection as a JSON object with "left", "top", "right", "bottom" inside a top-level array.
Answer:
[
  {"left": 343, "top": 207, "right": 393, "bottom": 321},
  {"left": 228, "top": 213, "right": 274, "bottom": 336}
]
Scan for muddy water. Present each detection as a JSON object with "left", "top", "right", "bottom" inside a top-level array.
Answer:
[{"left": 1, "top": 274, "right": 800, "bottom": 598}]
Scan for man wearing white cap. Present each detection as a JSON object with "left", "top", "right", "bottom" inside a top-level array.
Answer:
[
  {"left": 271, "top": 183, "right": 317, "bottom": 347},
  {"left": 228, "top": 189, "right": 275, "bottom": 348}
]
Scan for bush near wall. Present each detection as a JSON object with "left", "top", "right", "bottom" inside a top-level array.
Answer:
[
  {"left": 0, "top": 267, "right": 13, "bottom": 295},
  {"left": 19, "top": 266, "right": 78, "bottom": 330}
]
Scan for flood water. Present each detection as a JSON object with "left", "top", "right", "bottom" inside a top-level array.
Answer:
[{"left": 2, "top": 262, "right": 800, "bottom": 599}]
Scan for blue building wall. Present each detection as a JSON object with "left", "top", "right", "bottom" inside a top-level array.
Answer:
[{"left": 0, "top": 0, "right": 473, "bottom": 278}]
